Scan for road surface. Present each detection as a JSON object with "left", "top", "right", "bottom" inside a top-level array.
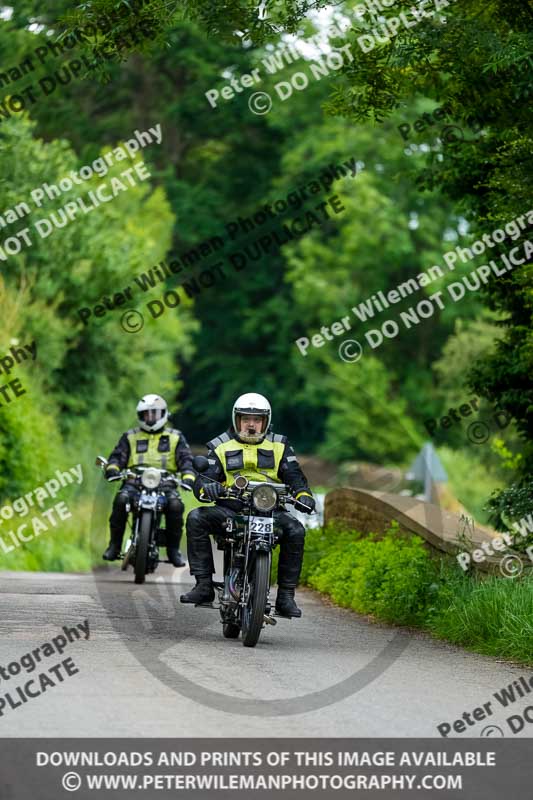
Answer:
[{"left": 0, "top": 563, "right": 529, "bottom": 738}]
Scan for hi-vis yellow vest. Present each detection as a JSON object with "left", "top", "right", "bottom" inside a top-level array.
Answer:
[
  {"left": 209, "top": 432, "right": 286, "bottom": 487},
  {"left": 126, "top": 427, "right": 181, "bottom": 471}
]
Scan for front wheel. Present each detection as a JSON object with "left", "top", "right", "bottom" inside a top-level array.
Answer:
[
  {"left": 242, "top": 551, "right": 270, "bottom": 647},
  {"left": 134, "top": 511, "right": 152, "bottom": 584}
]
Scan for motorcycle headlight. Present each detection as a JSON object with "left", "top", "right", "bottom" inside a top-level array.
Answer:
[
  {"left": 252, "top": 485, "right": 277, "bottom": 513},
  {"left": 141, "top": 468, "right": 161, "bottom": 489},
  {"left": 234, "top": 475, "right": 248, "bottom": 490}
]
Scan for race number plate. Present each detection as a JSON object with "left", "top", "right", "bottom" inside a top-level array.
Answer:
[{"left": 250, "top": 516, "right": 274, "bottom": 534}]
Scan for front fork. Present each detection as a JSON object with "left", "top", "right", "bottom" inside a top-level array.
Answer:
[
  {"left": 219, "top": 524, "right": 278, "bottom": 625},
  {"left": 124, "top": 495, "right": 162, "bottom": 566},
  {"left": 242, "top": 540, "right": 275, "bottom": 622}
]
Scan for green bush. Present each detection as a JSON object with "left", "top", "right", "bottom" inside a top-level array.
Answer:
[
  {"left": 485, "top": 478, "right": 533, "bottom": 532},
  {"left": 297, "top": 522, "right": 533, "bottom": 665},
  {"left": 305, "top": 523, "right": 439, "bottom": 625}
]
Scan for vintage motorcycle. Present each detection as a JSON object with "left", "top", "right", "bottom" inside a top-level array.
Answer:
[
  {"left": 96, "top": 455, "right": 191, "bottom": 584},
  {"left": 193, "top": 455, "right": 313, "bottom": 647}
]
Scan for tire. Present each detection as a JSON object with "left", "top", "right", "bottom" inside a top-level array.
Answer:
[
  {"left": 134, "top": 511, "right": 152, "bottom": 584},
  {"left": 242, "top": 551, "right": 270, "bottom": 648}
]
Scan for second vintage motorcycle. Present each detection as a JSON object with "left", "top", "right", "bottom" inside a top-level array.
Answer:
[{"left": 96, "top": 455, "right": 191, "bottom": 584}]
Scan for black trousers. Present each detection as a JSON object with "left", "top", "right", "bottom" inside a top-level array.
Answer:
[
  {"left": 186, "top": 505, "right": 306, "bottom": 588},
  {"left": 109, "top": 484, "right": 185, "bottom": 548}
]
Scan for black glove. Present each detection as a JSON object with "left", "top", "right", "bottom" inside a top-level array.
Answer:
[
  {"left": 105, "top": 465, "right": 121, "bottom": 481},
  {"left": 202, "top": 481, "right": 224, "bottom": 502},
  {"left": 295, "top": 493, "right": 315, "bottom": 513}
]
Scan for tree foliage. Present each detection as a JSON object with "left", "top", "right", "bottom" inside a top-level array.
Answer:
[{"left": 0, "top": 0, "right": 530, "bottom": 575}]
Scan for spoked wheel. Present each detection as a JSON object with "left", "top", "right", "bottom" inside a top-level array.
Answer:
[
  {"left": 242, "top": 551, "right": 270, "bottom": 648},
  {"left": 134, "top": 511, "right": 152, "bottom": 584}
]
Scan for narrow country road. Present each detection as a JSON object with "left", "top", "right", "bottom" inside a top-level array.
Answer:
[{"left": 0, "top": 563, "right": 528, "bottom": 738}]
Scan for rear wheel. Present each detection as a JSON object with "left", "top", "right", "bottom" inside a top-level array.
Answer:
[
  {"left": 134, "top": 511, "right": 152, "bottom": 584},
  {"left": 242, "top": 551, "right": 270, "bottom": 647}
]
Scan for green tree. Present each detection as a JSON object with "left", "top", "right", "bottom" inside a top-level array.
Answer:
[
  {"left": 0, "top": 112, "right": 196, "bottom": 488},
  {"left": 321, "top": 0, "right": 533, "bottom": 488}
]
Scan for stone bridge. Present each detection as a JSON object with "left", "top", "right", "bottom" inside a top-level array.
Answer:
[{"left": 324, "top": 487, "right": 528, "bottom": 575}]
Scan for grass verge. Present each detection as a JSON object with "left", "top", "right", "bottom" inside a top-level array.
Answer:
[{"left": 282, "top": 523, "right": 533, "bottom": 665}]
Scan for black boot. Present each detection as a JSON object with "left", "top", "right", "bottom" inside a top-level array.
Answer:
[
  {"left": 167, "top": 547, "right": 186, "bottom": 567},
  {"left": 275, "top": 586, "right": 302, "bottom": 618},
  {"left": 103, "top": 530, "right": 123, "bottom": 561},
  {"left": 180, "top": 577, "right": 215, "bottom": 604}
]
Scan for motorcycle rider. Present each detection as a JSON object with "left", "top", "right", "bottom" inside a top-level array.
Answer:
[
  {"left": 102, "top": 394, "right": 195, "bottom": 567},
  {"left": 180, "top": 392, "right": 315, "bottom": 617}
]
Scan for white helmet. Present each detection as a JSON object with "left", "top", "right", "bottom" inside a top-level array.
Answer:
[
  {"left": 136, "top": 394, "right": 168, "bottom": 432},
  {"left": 232, "top": 392, "right": 271, "bottom": 443}
]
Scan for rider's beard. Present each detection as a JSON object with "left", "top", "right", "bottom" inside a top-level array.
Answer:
[{"left": 238, "top": 425, "right": 263, "bottom": 443}]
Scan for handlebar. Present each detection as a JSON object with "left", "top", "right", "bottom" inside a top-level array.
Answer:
[
  {"left": 200, "top": 480, "right": 315, "bottom": 514},
  {"left": 96, "top": 459, "right": 192, "bottom": 491},
  {"left": 97, "top": 456, "right": 311, "bottom": 509}
]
